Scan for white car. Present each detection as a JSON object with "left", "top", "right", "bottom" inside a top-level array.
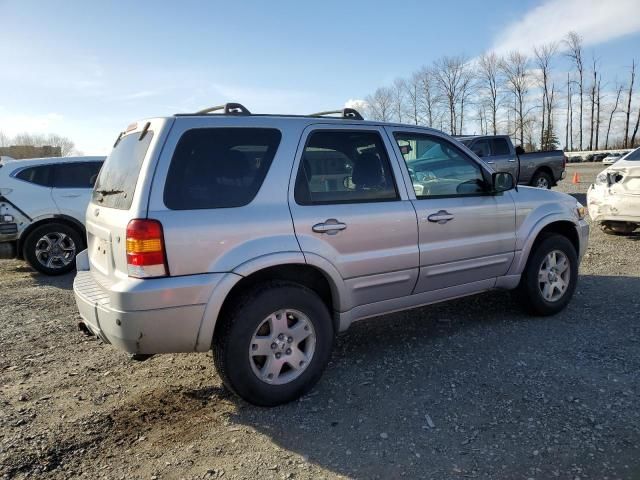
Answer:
[
  {"left": 0, "top": 155, "right": 105, "bottom": 274},
  {"left": 587, "top": 147, "right": 640, "bottom": 235},
  {"left": 602, "top": 152, "right": 624, "bottom": 165}
]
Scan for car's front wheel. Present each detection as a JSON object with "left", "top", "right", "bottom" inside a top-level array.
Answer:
[
  {"left": 517, "top": 234, "right": 578, "bottom": 316},
  {"left": 213, "top": 281, "right": 334, "bottom": 406},
  {"left": 23, "top": 223, "right": 83, "bottom": 275}
]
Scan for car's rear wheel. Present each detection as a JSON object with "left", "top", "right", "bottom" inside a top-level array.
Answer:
[
  {"left": 517, "top": 234, "right": 578, "bottom": 316},
  {"left": 213, "top": 281, "right": 334, "bottom": 406},
  {"left": 23, "top": 223, "right": 83, "bottom": 275},
  {"left": 531, "top": 170, "right": 553, "bottom": 189}
]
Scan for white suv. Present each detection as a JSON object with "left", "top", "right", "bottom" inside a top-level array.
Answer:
[{"left": 0, "top": 155, "right": 105, "bottom": 274}]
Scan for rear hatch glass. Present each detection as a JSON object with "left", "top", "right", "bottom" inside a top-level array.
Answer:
[{"left": 92, "top": 132, "right": 154, "bottom": 209}]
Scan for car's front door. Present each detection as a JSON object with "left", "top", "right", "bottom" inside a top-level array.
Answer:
[
  {"left": 288, "top": 125, "right": 419, "bottom": 311},
  {"left": 388, "top": 128, "right": 516, "bottom": 294}
]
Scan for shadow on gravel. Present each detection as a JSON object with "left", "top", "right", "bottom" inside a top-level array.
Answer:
[
  {"left": 30, "top": 271, "right": 75, "bottom": 290},
  {"left": 216, "top": 274, "right": 640, "bottom": 479}
]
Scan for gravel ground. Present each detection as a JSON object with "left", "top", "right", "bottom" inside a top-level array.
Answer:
[{"left": 1, "top": 162, "right": 639, "bottom": 480}]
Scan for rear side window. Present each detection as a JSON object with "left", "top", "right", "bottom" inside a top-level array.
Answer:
[
  {"left": 93, "top": 132, "right": 154, "bottom": 209},
  {"left": 164, "top": 128, "right": 281, "bottom": 210},
  {"left": 54, "top": 162, "right": 103, "bottom": 188},
  {"left": 470, "top": 140, "right": 490, "bottom": 158},
  {"left": 15, "top": 165, "right": 53, "bottom": 186},
  {"left": 490, "top": 138, "right": 510, "bottom": 156},
  {"left": 294, "top": 130, "right": 398, "bottom": 205}
]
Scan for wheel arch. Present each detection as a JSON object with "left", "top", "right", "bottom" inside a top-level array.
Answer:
[
  {"left": 195, "top": 253, "right": 346, "bottom": 352},
  {"left": 18, "top": 215, "right": 86, "bottom": 258}
]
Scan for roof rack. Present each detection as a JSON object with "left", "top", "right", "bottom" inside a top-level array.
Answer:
[
  {"left": 194, "top": 102, "right": 251, "bottom": 115},
  {"left": 310, "top": 108, "right": 364, "bottom": 121}
]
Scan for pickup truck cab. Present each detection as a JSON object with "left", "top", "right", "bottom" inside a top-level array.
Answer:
[
  {"left": 73, "top": 104, "right": 588, "bottom": 406},
  {"left": 458, "top": 135, "right": 566, "bottom": 189}
]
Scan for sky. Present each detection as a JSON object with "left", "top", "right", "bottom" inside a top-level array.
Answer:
[{"left": 0, "top": 0, "right": 639, "bottom": 154}]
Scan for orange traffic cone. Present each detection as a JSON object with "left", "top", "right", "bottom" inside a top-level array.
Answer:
[{"left": 572, "top": 172, "right": 580, "bottom": 184}]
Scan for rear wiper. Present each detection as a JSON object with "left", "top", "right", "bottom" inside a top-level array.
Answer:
[{"left": 95, "top": 189, "right": 124, "bottom": 196}]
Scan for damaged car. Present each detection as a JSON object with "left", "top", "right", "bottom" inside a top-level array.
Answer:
[{"left": 587, "top": 146, "right": 640, "bottom": 235}]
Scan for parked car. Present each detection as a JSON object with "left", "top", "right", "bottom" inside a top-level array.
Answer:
[
  {"left": 588, "top": 147, "right": 640, "bottom": 235},
  {"left": 602, "top": 152, "right": 624, "bottom": 165},
  {"left": 0, "top": 155, "right": 105, "bottom": 274},
  {"left": 73, "top": 104, "right": 589, "bottom": 406},
  {"left": 457, "top": 135, "right": 566, "bottom": 189}
]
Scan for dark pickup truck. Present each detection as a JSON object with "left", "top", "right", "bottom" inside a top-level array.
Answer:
[{"left": 458, "top": 135, "right": 566, "bottom": 189}]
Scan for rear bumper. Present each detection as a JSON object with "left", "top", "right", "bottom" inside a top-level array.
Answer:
[
  {"left": 73, "top": 250, "right": 224, "bottom": 354},
  {"left": 587, "top": 185, "right": 640, "bottom": 224}
]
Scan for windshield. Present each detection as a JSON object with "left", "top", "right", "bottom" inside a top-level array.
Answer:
[
  {"left": 92, "top": 131, "right": 154, "bottom": 209},
  {"left": 622, "top": 147, "right": 640, "bottom": 161}
]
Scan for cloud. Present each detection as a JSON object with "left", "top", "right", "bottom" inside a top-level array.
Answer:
[
  {"left": 490, "top": 0, "right": 640, "bottom": 55},
  {"left": 0, "top": 111, "right": 64, "bottom": 136}
]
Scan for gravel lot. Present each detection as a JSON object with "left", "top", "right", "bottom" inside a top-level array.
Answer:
[{"left": 1, "top": 162, "right": 639, "bottom": 480}]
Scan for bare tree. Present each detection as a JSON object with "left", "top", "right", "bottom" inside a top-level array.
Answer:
[
  {"left": 566, "top": 73, "right": 572, "bottom": 150},
  {"left": 534, "top": 43, "right": 557, "bottom": 149},
  {"left": 631, "top": 101, "right": 640, "bottom": 147},
  {"left": 432, "top": 55, "right": 467, "bottom": 135},
  {"left": 623, "top": 59, "right": 636, "bottom": 148},
  {"left": 0, "top": 131, "right": 9, "bottom": 147},
  {"left": 595, "top": 78, "right": 601, "bottom": 150},
  {"left": 500, "top": 51, "right": 530, "bottom": 147},
  {"left": 477, "top": 52, "right": 502, "bottom": 135},
  {"left": 565, "top": 32, "right": 584, "bottom": 150},
  {"left": 417, "top": 66, "right": 440, "bottom": 127},
  {"left": 588, "top": 58, "right": 598, "bottom": 150},
  {"left": 365, "top": 87, "right": 394, "bottom": 122},
  {"left": 405, "top": 72, "right": 422, "bottom": 125},
  {"left": 458, "top": 68, "right": 476, "bottom": 134},
  {"left": 391, "top": 78, "right": 407, "bottom": 123},
  {"left": 605, "top": 83, "right": 624, "bottom": 149}
]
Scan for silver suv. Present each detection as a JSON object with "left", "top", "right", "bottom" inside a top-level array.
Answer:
[{"left": 73, "top": 104, "right": 589, "bottom": 406}]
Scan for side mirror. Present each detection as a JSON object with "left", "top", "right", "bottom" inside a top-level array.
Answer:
[{"left": 492, "top": 172, "right": 515, "bottom": 193}]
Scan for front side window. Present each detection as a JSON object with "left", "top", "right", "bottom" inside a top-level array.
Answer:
[
  {"left": 395, "top": 132, "right": 487, "bottom": 198},
  {"left": 164, "top": 128, "right": 281, "bottom": 210},
  {"left": 15, "top": 165, "right": 53, "bottom": 186},
  {"left": 54, "top": 162, "right": 103, "bottom": 188},
  {"left": 470, "top": 140, "right": 490, "bottom": 158},
  {"left": 295, "top": 130, "right": 397, "bottom": 205},
  {"left": 623, "top": 147, "right": 640, "bottom": 161}
]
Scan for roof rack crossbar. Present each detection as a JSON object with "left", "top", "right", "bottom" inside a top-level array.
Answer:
[
  {"left": 195, "top": 102, "right": 251, "bottom": 115},
  {"left": 310, "top": 108, "right": 364, "bottom": 121}
]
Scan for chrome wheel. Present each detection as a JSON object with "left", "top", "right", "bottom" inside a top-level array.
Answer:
[
  {"left": 538, "top": 250, "right": 570, "bottom": 302},
  {"left": 34, "top": 232, "right": 76, "bottom": 269},
  {"left": 249, "top": 309, "right": 316, "bottom": 385}
]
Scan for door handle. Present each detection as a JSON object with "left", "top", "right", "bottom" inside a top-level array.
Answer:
[
  {"left": 426, "top": 210, "right": 454, "bottom": 224},
  {"left": 508, "top": 159, "right": 517, "bottom": 162},
  {"left": 312, "top": 219, "right": 347, "bottom": 234},
  {"left": 486, "top": 161, "right": 495, "bottom": 164},
  {"left": 61, "top": 194, "right": 81, "bottom": 198}
]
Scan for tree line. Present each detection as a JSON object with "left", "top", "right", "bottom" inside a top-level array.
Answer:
[
  {"left": 363, "top": 31, "right": 640, "bottom": 152},
  {"left": 0, "top": 131, "right": 77, "bottom": 157}
]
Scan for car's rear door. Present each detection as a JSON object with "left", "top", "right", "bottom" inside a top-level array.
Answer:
[
  {"left": 288, "top": 124, "right": 419, "bottom": 311},
  {"left": 388, "top": 127, "right": 516, "bottom": 294},
  {"left": 51, "top": 161, "right": 103, "bottom": 223}
]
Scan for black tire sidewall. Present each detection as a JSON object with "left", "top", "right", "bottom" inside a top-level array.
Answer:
[
  {"left": 532, "top": 171, "right": 553, "bottom": 189},
  {"left": 215, "top": 282, "right": 334, "bottom": 406},
  {"left": 24, "top": 223, "right": 83, "bottom": 275},
  {"left": 521, "top": 234, "right": 578, "bottom": 316}
]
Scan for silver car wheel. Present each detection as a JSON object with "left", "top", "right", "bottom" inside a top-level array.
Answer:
[
  {"left": 249, "top": 309, "right": 316, "bottom": 385},
  {"left": 537, "top": 250, "right": 570, "bottom": 302},
  {"left": 535, "top": 176, "right": 550, "bottom": 188},
  {"left": 34, "top": 232, "right": 76, "bottom": 269}
]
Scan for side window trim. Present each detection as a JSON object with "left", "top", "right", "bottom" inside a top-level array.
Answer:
[
  {"left": 292, "top": 125, "right": 405, "bottom": 206},
  {"left": 387, "top": 128, "right": 492, "bottom": 200}
]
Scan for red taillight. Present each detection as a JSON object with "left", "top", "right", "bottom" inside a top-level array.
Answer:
[{"left": 126, "top": 219, "right": 168, "bottom": 278}]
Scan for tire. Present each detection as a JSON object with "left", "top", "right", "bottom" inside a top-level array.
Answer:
[
  {"left": 601, "top": 222, "right": 637, "bottom": 236},
  {"left": 23, "top": 222, "right": 83, "bottom": 275},
  {"left": 531, "top": 170, "right": 553, "bottom": 189},
  {"left": 213, "top": 281, "right": 334, "bottom": 406},
  {"left": 516, "top": 234, "right": 578, "bottom": 316}
]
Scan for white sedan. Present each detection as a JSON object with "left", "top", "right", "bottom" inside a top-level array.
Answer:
[{"left": 587, "top": 147, "right": 640, "bottom": 235}]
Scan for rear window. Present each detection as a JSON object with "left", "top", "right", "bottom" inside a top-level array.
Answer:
[
  {"left": 93, "top": 132, "right": 154, "bottom": 209},
  {"left": 163, "top": 128, "right": 281, "bottom": 210},
  {"left": 624, "top": 147, "right": 640, "bottom": 161},
  {"left": 15, "top": 165, "right": 53, "bottom": 186}
]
